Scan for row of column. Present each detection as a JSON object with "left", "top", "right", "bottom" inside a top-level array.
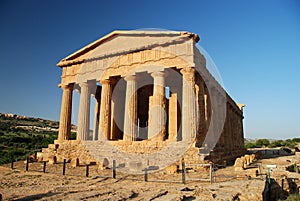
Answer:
[
  {"left": 57, "top": 67, "right": 198, "bottom": 142},
  {"left": 218, "top": 103, "right": 244, "bottom": 151}
]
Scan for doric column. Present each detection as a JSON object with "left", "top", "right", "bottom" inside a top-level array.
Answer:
[
  {"left": 109, "top": 78, "right": 119, "bottom": 140},
  {"left": 180, "top": 67, "right": 196, "bottom": 141},
  {"left": 168, "top": 92, "right": 178, "bottom": 141},
  {"left": 58, "top": 83, "right": 74, "bottom": 141},
  {"left": 123, "top": 74, "right": 138, "bottom": 141},
  {"left": 229, "top": 107, "right": 234, "bottom": 150},
  {"left": 148, "top": 71, "right": 166, "bottom": 141},
  {"left": 99, "top": 79, "right": 112, "bottom": 140},
  {"left": 77, "top": 82, "right": 91, "bottom": 140},
  {"left": 195, "top": 75, "right": 206, "bottom": 146},
  {"left": 204, "top": 88, "right": 211, "bottom": 133},
  {"left": 224, "top": 105, "right": 229, "bottom": 149},
  {"left": 239, "top": 114, "right": 245, "bottom": 148},
  {"left": 92, "top": 86, "right": 101, "bottom": 141},
  {"left": 235, "top": 112, "right": 239, "bottom": 148}
]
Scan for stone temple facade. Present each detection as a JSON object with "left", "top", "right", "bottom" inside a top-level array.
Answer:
[{"left": 39, "top": 30, "right": 246, "bottom": 173}]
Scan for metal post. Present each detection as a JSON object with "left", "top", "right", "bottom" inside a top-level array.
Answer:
[
  {"left": 86, "top": 165, "right": 89, "bottom": 177},
  {"left": 144, "top": 168, "right": 148, "bottom": 182},
  {"left": 112, "top": 160, "right": 116, "bottom": 179},
  {"left": 43, "top": 161, "right": 46, "bottom": 173},
  {"left": 145, "top": 159, "right": 149, "bottom": 182},
  {"left": 11, "top": 160, "right": 14, "bottom": 169},
  {"left": 267, "top": 168, "right": 271, "bottom": 201},
  {"left": 63, "top": 159, "right": 66, "bottom": 175},
  {"left": 182, "top": 160, "right": 186, "bottom": 184},
  {"left": 25, "top": 157, "right": 29, "bottom": 171},
  {"left": 209, "top": 164, "right": 213, "bottom": 184}
]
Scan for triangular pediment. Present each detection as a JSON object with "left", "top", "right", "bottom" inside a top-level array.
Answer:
[{"left": 57, "top": 30, "right": 199, "bottom": 67}]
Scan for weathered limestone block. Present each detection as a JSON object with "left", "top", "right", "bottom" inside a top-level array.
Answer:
[
  {"left": 29, "top": 154, "right": 37, "bottom": 162},
  {"left": 48, "top": 144, "right": 59, "bottom": 149},
  {"left": 98, "top": 158, "right": 109, "bottom": 170},
  {"left": 98, "top": 163, "right": 106, "bottom": 170},
  {"left": 165, "top": 164, "right": 178, "bottom": 174},
  {"left": 48, "top": 155, "right": 57, "bottom": 165},
  {"left": 250, "top": 154, "right": 256, "bottom": 163},
  {"left": 70, "top": 158, "right": 79, "bottom": 168},
  {"left": 234, "top": 157, "right": 244, "bottom": 171},
  {"left": 241, "top": 156, "right": 247, "bottom": 169},
  {"left": 56, "top": 155, "right": 65, "bottom": 163},
  {"left": 36, "top": 152, "right": 43, "bottom": 162},
  {"left": 244, "top": 154, "right": 250, "bottom": 166}
]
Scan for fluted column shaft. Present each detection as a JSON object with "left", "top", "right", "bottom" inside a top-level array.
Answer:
[
  {"left": 77, "top": 82, "right": 91, "bottom": 140},
  {"left": 195, "top": 76, "right": 206, "bottom": 145},
  {"left": 229, "top": 107, "right": 234, "bottom": 150},
  {"left": 239, "top": 114, "right": 244, "bottom": 148},
  {"left": 58, "top": 83, "right": 74, "bottom": 141},
  {"left": 181, "top": 67, "right": 196, "bottom": 141},
  {"left": 148, "top": 71, "right": 166, "bottom": 140},
  {"left": 92, "top": 86, "right": 101, "bottom": 141},
  {"left": 99, "top": 80, "right": 112, "bottom": 140},
  {"left": 123, "top": 75, "right": 138, "bottom": 141}
]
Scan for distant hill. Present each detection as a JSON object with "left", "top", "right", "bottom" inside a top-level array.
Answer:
[{"left": 0, "top": 112, "right": 76, "bottom": 165}]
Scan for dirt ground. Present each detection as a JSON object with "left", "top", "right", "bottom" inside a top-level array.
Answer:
[{"left": 0, "top": 154, "right": 299, "bottom": 201}]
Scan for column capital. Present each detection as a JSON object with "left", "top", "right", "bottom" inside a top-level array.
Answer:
[
  {"left": 59, "top": 83, "right": 74, "bottom": 91},
  {"left": 79, "top": 80, "right": 96, "bottom": 88},
  {"left": 180, "top": 67, "right": 195, "bottom": 75},
  {"left": 79, "top": 82, "right": 88, "bottom": 88},
  {"left": 151, "top": 70, "right": 165, "bottom": 78},
  {"left": 124, "top": 74, "right": 136, "bottom": 81},
  {"left": 181, "top": 67, "right": 195, "bottom": 82},
  {"left": 100, "top": 79, "right": 111, "bottom": 85}
]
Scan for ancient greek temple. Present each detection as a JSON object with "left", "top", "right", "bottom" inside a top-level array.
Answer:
[{"left": 40, "top": 30, "right": 246, "bottom": 172}]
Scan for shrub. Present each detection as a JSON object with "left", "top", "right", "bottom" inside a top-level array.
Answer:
[
  {"left": 292, "top": 138, "right": 300, "bottom": 142},
  {"left": 256, "top": 139, "right": 270, "bottom": 147},
  {"left": 279, "top": 194, "right": 300, "bottom": 201}
]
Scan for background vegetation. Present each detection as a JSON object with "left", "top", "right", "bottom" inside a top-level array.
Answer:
[
  {"left": 245, "top": 138, "right": 300, "bottom": 149},
  {"left": 0, "top": 115, "right": 76, "bottom": 165}
]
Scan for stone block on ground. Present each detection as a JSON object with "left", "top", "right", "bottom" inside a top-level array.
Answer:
[
  {"left": 70, "top": 158, "right": 79, "bottom": 168},
  {"left": 244, "top": 154, "right": 250, "bottom": 165},
  {"left": 234, "top": 157, "right": 244, "bottom": 171},
  {"left": 48, "top": 144, "right": 59, "bottom": 149},
  {"left": 250, "top": 154, "right": 256, "bottom": 163},
  {"left": 48, "top": 155, "right": 57, "bottom": 165},
  {"left": 165, "top": 164, "right": 178, "bottom": 174},
  {"left": 36, "top": 152, "right": 44, "bottom": 162}
]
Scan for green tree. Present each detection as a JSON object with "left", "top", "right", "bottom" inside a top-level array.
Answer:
[
  {"left": 245, "top": 142, "right": 257, "bottom": 149},
  {"left": 255, "top": 139, "right": 270, "bottom": 147}
]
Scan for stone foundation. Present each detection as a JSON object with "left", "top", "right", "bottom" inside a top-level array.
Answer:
[
  {"left": 38, "top": 140, "right": 96, "bottom": 165},
  {"left": 38, "top": 139, "right": 246, "bottom": 172}
]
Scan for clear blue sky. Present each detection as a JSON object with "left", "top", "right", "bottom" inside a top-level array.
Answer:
[{"left": 0, "top": 0, "right": 299, "bottom": 139}]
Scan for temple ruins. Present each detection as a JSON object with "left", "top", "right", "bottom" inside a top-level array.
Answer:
[{"left": 39, "top": 30, "right": 246, "bottom": 173}]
